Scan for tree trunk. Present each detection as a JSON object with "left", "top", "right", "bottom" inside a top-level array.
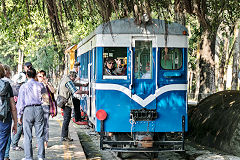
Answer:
[
  {"left": 198, "top": 30, "right": 216, "bottom": 100},
  {"left": 218, "top": 39, "right": 228, "bottom": 91},
  {"left": 231, "top": 27, "right": 240, "bottom": 90},
  {"left": 18, "top": 49, "right": 24, "bottom": 73},
  {"left": 194, "top": 44, "right": 200, "bottom": 101}
]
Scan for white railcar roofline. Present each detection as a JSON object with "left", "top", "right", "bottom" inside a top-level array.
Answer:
[
  {"left": 77, "top": 34, "right": 188, "bottom": 56},
  {"left": 77, "top": 18, "right": 188, "bottom": 49}
]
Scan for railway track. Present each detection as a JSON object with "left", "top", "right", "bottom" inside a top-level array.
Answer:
[{"left": 74, "top": 123, "right": 240, "bottom": 160}]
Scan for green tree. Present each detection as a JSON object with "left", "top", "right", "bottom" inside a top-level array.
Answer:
[{"left": 177, "top": 0, "right": 240, "bottom": 99}]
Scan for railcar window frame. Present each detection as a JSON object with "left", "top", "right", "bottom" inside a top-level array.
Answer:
[
  {"left": 102, "top": 47, "right": 128, "bottom": 80},
  {"left": 160, "top": 48, "right": 183, "bottom": 70},
  {"left": 134, "top": 40, "right": 153, "bottom": 79}
]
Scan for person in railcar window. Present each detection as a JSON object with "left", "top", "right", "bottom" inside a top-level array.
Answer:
[
  {"left": 104, "top": 57, "right": 123, "bottom": 75},
  {"left": 141, "top": 62, "right": 151, "bottom": 79}
]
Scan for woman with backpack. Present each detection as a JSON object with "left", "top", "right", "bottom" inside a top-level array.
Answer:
[{"left": 0, "top": 64, "right": 17, "bottom": 160}]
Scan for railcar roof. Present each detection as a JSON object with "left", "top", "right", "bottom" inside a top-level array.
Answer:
[{"left": 77, "top": 18, "right": 188, "bottom": 48}]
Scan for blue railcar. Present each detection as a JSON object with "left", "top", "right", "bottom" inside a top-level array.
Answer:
[{"left": 77, "top": 18, "right": 188, "bottom": 155}]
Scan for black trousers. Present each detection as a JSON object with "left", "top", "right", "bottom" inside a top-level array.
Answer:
[
  {"left": 61, "top": 106, "right": 72, "bottom": 138},
  {"left": 72, "top": 97, "right": 81, "bottom": 121}
]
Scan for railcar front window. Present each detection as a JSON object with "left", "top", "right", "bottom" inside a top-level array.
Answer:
[
  {"left": 134, "top": 40, "right": 152, "bottom": 79},
  {"left": 103, "top": 47, "right": 127, "bottom": 79},
  {"left": 160, "top": 48, "right": 182, "bottom": 70}
]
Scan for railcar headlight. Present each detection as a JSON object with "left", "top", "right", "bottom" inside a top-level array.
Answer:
[{"left": 96, "top": 109, "right": 107, "bottom": 121}]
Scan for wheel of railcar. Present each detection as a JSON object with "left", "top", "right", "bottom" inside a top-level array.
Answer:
[
  {"left": 152, "top": 153, "right": 158, "bottom": 160},
  {"left": 146, "top": 152, "right": 158, "bottom": 160},
  {"left": 117, "top": 152, "right": 122, "bottom": 158}
]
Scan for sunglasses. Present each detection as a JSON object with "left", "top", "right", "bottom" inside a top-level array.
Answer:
[{"left": 108, "top": 62, "right": 114, "bottom": 64}]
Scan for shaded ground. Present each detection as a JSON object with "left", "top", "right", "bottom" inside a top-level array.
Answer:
[
  {"left": 188, "top": 90, "right": 240, "bottom": 156},
  {"left": 75, "top": 123, "right": 240, "bottom": 160},
  {"left": 9, "top": 114, "right": 85, "bottom": 160}
]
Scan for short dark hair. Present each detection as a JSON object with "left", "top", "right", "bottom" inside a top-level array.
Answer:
[
  {"left": 69, "top": 71, "right": 77, "bottom": 78},
  {"left": 24, "top": 62, "right": 32, "bottom": 67},
  {"left": 3, "top": 64, "right": 10, "bottom": 75},
  {"left": 39, "top": 70, "right": 46, "bottom": 76},
  {"left": 74, "top": 62, "right": 80, "bottom": 67},
  {"left": 27, "top": 67, "right": 36, "bottom": 78},
  {"left": 105, "top": 57, "right": 115, "bottom": 63},
  {"left": 0, "top": 64, "right": 5, "bottom": 78}
]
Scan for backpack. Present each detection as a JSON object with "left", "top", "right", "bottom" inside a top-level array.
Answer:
[{"left": 0, "top": 80, "right": 10, "bottom": 122}]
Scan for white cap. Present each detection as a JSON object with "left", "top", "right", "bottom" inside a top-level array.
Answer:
[{"left": 12, "top": 73, "right": 26, "bottom": 84}]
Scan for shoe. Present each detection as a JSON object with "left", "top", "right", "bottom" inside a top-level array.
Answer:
[
  {"left": 21, "top": 158, "right": 33, "bottom": 160},
  {"left": 44, "top": 141, "right": 48, "bottom": 149},
  {"left": 4, "top": 157, "right": 10, "bottom": 160},
  {"left": 12, "top": 146, "right": 24, "bottom": 151},
  {"left": 61, "top": 137, "right": 73, "bottom": 142},
  {"left": 38, "top": 158, "right": 44, "bottom": 160}
]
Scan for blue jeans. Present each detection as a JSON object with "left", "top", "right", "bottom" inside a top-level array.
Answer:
[
  {"left": 4, "top": 136, "right": 11, "bottom": 158},
  {"left": 42, "top": 105, "right": 50, "bottom": 142},
  {"left": 11, "top": 122, "right": 23, "bottom": 147},
  {"left": 61, "top": 106, "right": 72, "bottom": 138},
  {"left": 0, "top": 120, "right": 11, "bottom": 160}
]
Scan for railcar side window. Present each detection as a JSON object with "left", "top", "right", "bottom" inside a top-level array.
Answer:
[
  {"left": 103, "top": 47, "right": 127, "bottom": 79},
  {"left": 134, "top": 40, "right": 152, "bottom": 79},
  {"left": 160, "top": 48, "right": 182, "bottom": 70}
]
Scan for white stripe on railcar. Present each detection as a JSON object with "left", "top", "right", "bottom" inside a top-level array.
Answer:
[{"left": 94, "top": 83, "right": 187, "bottom": 107}]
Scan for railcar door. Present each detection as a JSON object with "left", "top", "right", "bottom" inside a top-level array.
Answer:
[
  {"left": 130, "top": 36, "right": 157, "bottom": 132},
  {"left": 156, "top": 47, "right": 188, "bottom": 132}
]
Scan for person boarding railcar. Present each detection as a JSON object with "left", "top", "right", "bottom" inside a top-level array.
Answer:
[{"left": 58, "top": 71, "right": 89, "bottom": 141}]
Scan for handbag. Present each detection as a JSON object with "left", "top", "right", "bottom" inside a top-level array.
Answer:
[
  {"left": 56, "top": 95, "right": 68, "bottom": 109},
  {"left": 56, "top": 80, "right": 71, "bottom": 109},
  {"left": 46, "top": 86, "right": 57, "bottom": 117}
]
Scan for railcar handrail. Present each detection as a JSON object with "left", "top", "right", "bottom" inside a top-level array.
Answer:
[
  {"left": 129, "top": 39, "right": 133, "bottom": 91},
  {"left": 156, "top": 45, "right": 158, "bottom": 90},
  {"left": 88, "top": 63, "right": 92, "bottom": 97}
]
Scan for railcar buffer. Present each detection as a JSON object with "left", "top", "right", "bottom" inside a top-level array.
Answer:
[{"left": 130, "top": 108, "right": 158, "bottom": 121}]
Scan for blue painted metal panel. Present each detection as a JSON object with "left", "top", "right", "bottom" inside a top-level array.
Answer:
[
  {"left": 163, "top": 72, "right": 182, "bottom": 78},
  {"left": 155, "top": 91, "right": 187, "bottom": 132},
  {"left": 95, "top": 90, "right": 131, "bottom": 132},
  {"left": 94, "top": 89, "right": 187, "bottom": 132},
  {"left": 96, "top": 47, "right": 103, "bottom": 80},
  {"left": 132, "top": 80, "right": 155, "bottom": 99}
]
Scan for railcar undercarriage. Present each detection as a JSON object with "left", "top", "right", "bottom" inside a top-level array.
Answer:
[{"left": 99, "top": 116, "right": 186, "bottom": 153}]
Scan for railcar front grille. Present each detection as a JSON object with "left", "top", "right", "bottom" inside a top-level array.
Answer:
[{"left": 130, "top": 108, "right": 158, "bottom": 121}]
